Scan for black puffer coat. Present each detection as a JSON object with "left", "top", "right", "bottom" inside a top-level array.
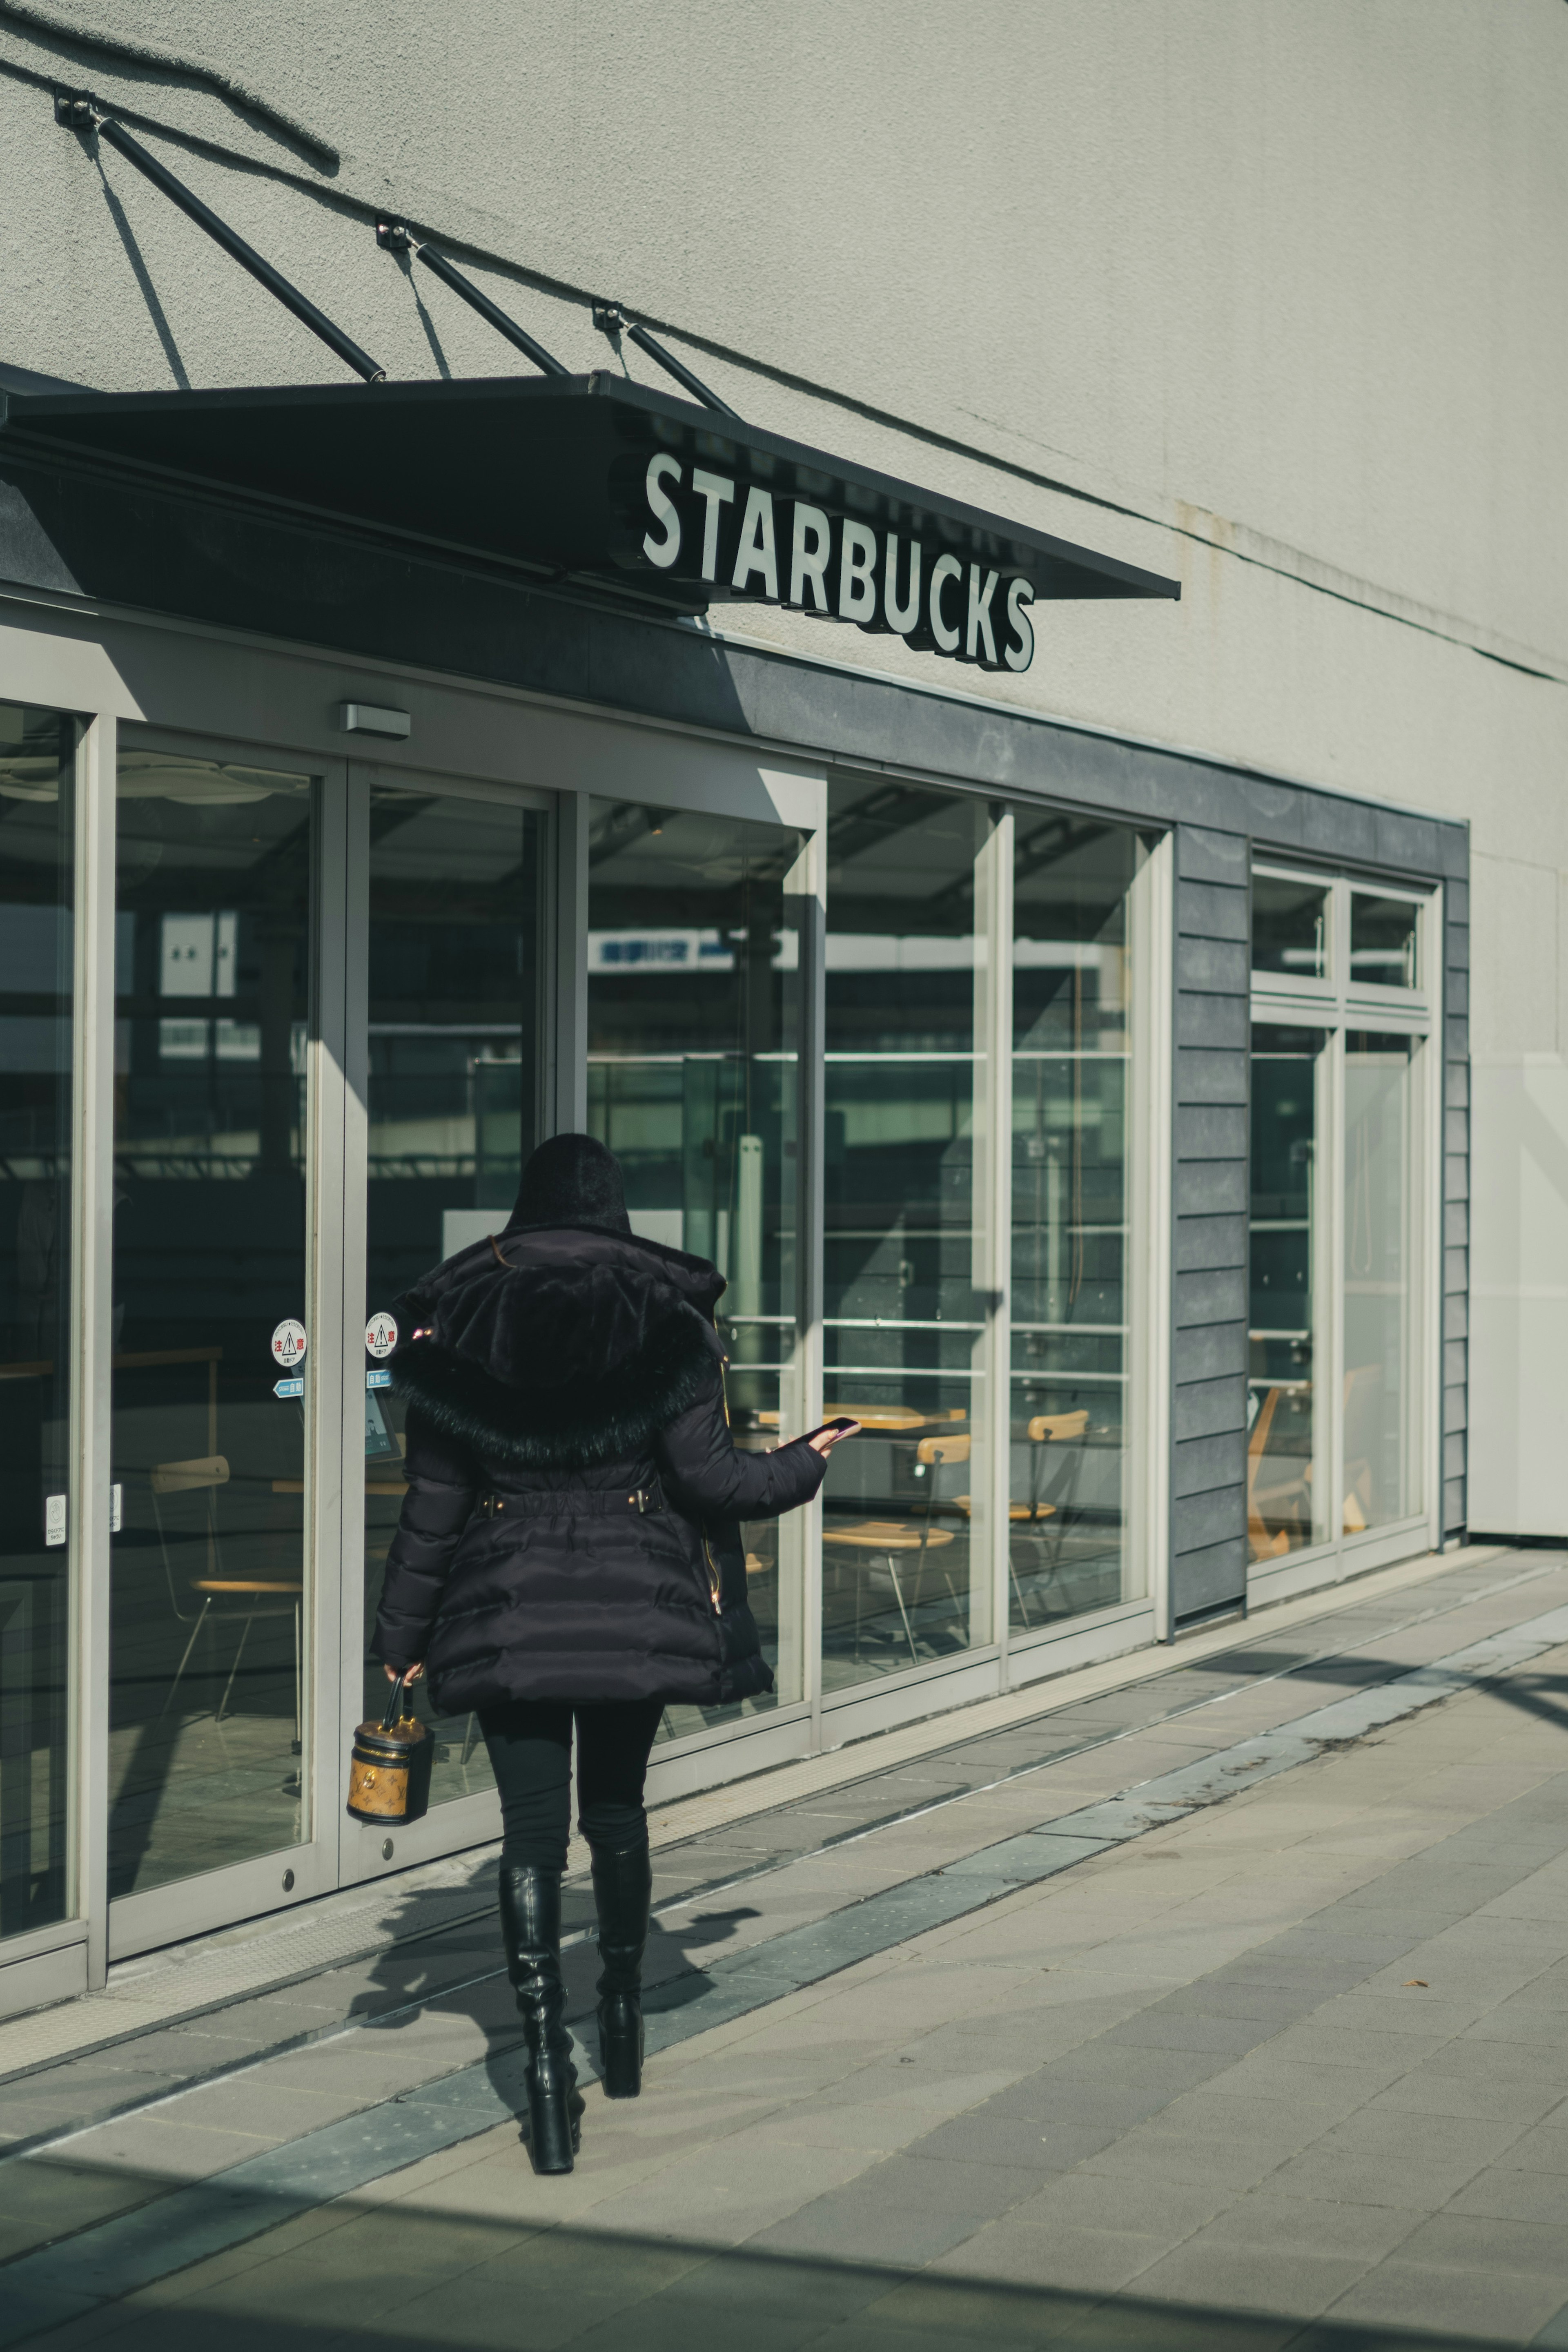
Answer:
[{"left": 370, "top": 1220, "right": 824, "bottom": 1712}]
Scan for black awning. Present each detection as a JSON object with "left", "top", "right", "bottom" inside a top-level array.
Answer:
[{"left": 0, "top": 372, "right": 1178, "bottom": 648}]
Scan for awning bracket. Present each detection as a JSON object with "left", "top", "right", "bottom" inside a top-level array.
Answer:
[
  {"left": 376, "top": 222, "right": 566, "bottom": 377},
  {"left": 56, "top": 92, "right": 385, "bottom": 385},
  {"left": 592, "top": 303, "right": 738, "bottom": 421}
]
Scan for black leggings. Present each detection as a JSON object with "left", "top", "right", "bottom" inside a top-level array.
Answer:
[{"left": 479, "top": 1697, "right": 664, "bottom": 1873}]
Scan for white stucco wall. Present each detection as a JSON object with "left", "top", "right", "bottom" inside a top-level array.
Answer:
[{"left": 2, "top": 0, "right": 1566, "bottom": 1525}]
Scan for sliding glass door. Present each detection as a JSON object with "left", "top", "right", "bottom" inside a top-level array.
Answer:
[{"left": 108, "top": 748, "right": 315, "bottom": 1907}]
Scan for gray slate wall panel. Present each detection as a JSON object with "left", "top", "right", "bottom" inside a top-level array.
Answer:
[
  {"left": 1169, "top": 816, "right": 1254, "bottom": 1625},
  {"left": 1169, "top": 1537, "right": 1250, "bottom": 1617},
  {"left": 1176, "top": 1320, "right": 1248, "bottom": 1385},
  {"left": 1299, "top": 792, "right": 1379, "bottom": 865},
  {"left": 1175, "top": 1215, "right": 1246, "bottom": 1274},
  {"left": 1173, "top": 1375, "right": 1249, "bottom": 1443},
  {"left": 1177, "top": 1049, "right": 1248, "bottom": 1105},
  {"left": 1175, "top": 1105, "right": 1248, "bottom": 1161},
  {"left": 1173, "top": 1488, "right": 1246, "bottom": 1553},
  {"left": 1176, "top": 937, "right": 1249, "bottom": 995},
  {"left": 1178, "top": 826, "right": 1249, "bottom": 885},
  {"left": 1177, "top": 993, "right": 1250, "bottom": 1050},
  {"left": 1175, "top": 1432, "right": 1245, "bottom": 1499},
  {"left": 1175, "top": 1159, "right": 1247, "bottom": 1217},
  {"left": 1175, "top": 1267, "right": 1247, "bottom": 1329},
  {"left": 1178, "top": 880, "right": 1250, "bottom": 941}
]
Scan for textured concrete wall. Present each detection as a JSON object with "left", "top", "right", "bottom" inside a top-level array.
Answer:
[{"left": 0, "top": 0, "right": 1560, "bottom": 1529}]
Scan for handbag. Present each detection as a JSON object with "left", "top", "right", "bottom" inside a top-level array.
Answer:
[{"left": 346, "top": 1671, "right": 434, "bottom": 1825}]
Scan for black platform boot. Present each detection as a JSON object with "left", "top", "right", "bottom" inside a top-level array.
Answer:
[
  {"left": 590, "top": 1839, "right": 652, "bottom": 2099},
  {"left": 498, "top": 1864, "right": 581, "bottom": 2172}
]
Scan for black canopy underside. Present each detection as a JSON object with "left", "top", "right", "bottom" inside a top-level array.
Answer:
[{"left": 0, "top": 371, "right": 1180, "bottom": 615}]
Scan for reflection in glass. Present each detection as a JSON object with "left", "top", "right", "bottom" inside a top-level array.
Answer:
[
  {"left": 587, "top": 800, "right": 806, "bottom": 1739},
  {"left": 109, "top": 752, "right": 313, "bottom": 1899},
  {"left": 1344, "top": 1032, "right": 1420, "bottom": 1533},
  {"left": 1252, "top": 875, "right": 1328, "bottom": 979},
  {"left": 1248, "top": 1026, "right": 1330, "bottom": 1561},
  {"left": 361, "top": 791, "right": 544, "bottom": 1806},
  {"left": 1350, "top": 894, "right": 1419, "bottom": 990},
  {"left": 0, "top": 705, "right": 74, "bottom": 1940},
  {"left": 1010, "top": 819, "right": 1136, "bottom": 1628},
  {"left": 820, "top": 781, "right": 993, "bottom": 1689}
]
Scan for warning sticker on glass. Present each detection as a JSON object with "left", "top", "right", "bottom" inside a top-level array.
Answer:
[
  {"left": 270, "top": 1318, "right": 307, "bottom": 1370},
  {"left": 365, "top": 1311, "right": 399, "bottom": 1361}
]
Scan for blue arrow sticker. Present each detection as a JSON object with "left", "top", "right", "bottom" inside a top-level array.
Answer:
[
  {"left": 366, "top": 1369, "right": 392, "bottom": 1390},
  {"left": 274, "top": 1377, "right": 304, "bottom": 1398}
]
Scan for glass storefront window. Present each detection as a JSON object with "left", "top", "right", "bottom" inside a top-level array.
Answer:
[
  {"left": 1344, "top": 1032, "right": 1421, "bottom": 1533},
  {"left": 1351, "top": 894, "right": 1419, "bottom": 990},
  {"left": 0, "top": 704, "right": 74, "bottom": 1941},
  {"left": 1251, "top": 862, "right": 1433, "bottom": 1574},
  {"left": 1252, "top": 875, "right": 1328, "bottom": 980},
  {"left": 586, "top": 800, "right": 806, "bottom": 1739},
  {"left": 361, "top": 788, "right": 544, "bottom": 1808},
  {"left": 109, "top": 751, "right": 313, "bottom": 1900},
  {"left": 820, "top": 781, "right": 994, "bottom": 1688},
  {"left": 1010, "top": 819, "right": 1137, "bottom": 1629},
  {"left": 1248, "top": 1025, "right": 1330, "bottom": 1561}
]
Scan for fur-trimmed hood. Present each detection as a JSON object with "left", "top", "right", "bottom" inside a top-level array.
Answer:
[{"left": 390, "top": 1222, "right": 726, "bottom": 1471}]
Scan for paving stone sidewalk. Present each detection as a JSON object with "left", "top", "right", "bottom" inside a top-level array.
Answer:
[
  {"left": 0, "top": 1548, "right": 1551, "bottom": 2170},
  {"left": 4, "top": 1549, "right": 1568, "bottom": 2348}
]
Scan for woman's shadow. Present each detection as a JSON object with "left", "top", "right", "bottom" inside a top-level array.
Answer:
[{"left": 342, "top": 1855, "right": 760, "bottom": 2120}]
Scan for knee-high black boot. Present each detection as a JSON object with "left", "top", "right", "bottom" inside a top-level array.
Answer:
[
  {"left": 590, "top": 1839, "right": 651, "bottom": 2099},
  {"left": 498, "top": 1864, "right": 581, "bottom": 2172}
]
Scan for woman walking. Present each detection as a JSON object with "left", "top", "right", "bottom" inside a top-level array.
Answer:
[{"left": 372, "top": 1133, "right": 853, "bottom": 2174}]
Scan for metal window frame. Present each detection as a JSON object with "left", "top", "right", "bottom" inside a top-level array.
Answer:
[{"left": 1247, "top": 860, "right": 1442, "bottom": 1605}]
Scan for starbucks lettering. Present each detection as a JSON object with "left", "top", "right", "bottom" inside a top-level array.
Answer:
[{"left": 624, "top": 452, "right": 1036, "bottom": 672}]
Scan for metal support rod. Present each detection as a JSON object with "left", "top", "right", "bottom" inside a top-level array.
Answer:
[
  {"left": 592, "top": 303, "right": 739, "bottom": 419},
  {"left": 376, "top": 221, "right": 567, "bottom": 376},
  {"left": 57, "top": 94, "right": 385, "bottom": 384}
]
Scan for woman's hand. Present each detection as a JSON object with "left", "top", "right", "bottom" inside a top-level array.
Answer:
[
  {"left": 384, "top": 1660, "right": 425, "bottom": 1683},
  {"left": 808, "top": 1419, "right": 861, "bottom": 1456}
]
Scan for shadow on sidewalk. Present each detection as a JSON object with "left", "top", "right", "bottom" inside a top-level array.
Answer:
[
  {"left": 339, "top": 1861, "right": 759, "bottom": 2117},
  {"left": 11, "top": 2199, "right": 1545, "bottom": 2352}
]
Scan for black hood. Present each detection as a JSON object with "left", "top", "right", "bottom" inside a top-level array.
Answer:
[
  {"left": 390, "top": 1224, "right": 726, "bottom": 1471},
  {"left": 510, "top": 1131, "right": 632, "bottom": 1235}
]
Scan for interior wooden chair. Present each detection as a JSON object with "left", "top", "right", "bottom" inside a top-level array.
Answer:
[
  {"left": 150, "top": 1454, "right": 302, "bottom": 1739},
  {"left": 1011, "top": 1408, "right": 1092, "bottom": 1622},
  {"left": 821, "top": 1518, "right": 954, "bottom": 1665},
  {"left": 1245, "top": 1388, "right": 1292, "bottom": 1562}
]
